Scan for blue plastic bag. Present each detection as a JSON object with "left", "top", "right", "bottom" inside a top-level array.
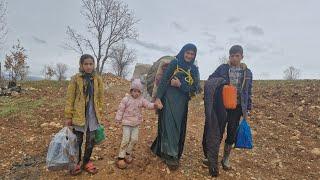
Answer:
[{"left": 235, "top": 119, "right": 253, "bottom": 149}]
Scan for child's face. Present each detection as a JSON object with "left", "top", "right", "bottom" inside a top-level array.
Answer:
[
  {"left": 131, "top": 89, "right": 141, "bottom": 99},
  {"left": 229, "top": 53, "right": 243, "bottom": 66},
  {"left": 184, "top": 50, "right": 196, "bottom": 62},
  {"left": 82, "top": 58, "right": 95, "bottom": 73}
]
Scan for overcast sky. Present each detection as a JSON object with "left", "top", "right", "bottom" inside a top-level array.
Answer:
[{"left": 1, "top": 0, "right": 320, "bottom": 79}]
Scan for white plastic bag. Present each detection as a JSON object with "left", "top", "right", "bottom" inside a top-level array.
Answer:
[{"left": 46, "top": 127, "right": 78, "bottom": 171}]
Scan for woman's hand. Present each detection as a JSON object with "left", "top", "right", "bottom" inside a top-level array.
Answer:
[
  {"left": 155, "top": 98, "right": 163, "bottom": 110},
  {"left": 171, "top": 77, "right": 181, "bottom": 87},
  {"left": 65, "top": 119, "right": 73, "bottom": 126}
]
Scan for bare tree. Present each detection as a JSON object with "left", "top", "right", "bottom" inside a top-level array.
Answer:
[
  {"left": 4, "top": 40, "right": 28, "bottom": 82},
  {"left": 42, "top": 64, "right": 56, "bottom": 80},
  {"left": 284, "top": 66, "right": 301, "bottom": 80},
  {"left": 17, "top": 65, "right": 29, "bottom": 81},
  {"left": 0, "top": 61, "right": 5, "bottom": 87},
  {"left": 110, "top": 43, "right": 135, "bottom": 78},
  {"left": 65, "top": 0, "right": 138, "bottom": 74},
  {"left": 55, "top": 63, "right": 68, "bottom": 81},
  {"left": 219, "top": 55, "right": 228, "bottom": 64},
  {"left": 0, "top": 0, "right": 7, "bottom": 47},
  {"left": 0, "top": 62, "right": 2, "bottom": 80}
]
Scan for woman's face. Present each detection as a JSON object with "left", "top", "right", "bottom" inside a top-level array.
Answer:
[
  {"left": 184, "top": 50, "right": 196, "bottom": 62},
  {"left": 82, "top": 58, "right": 95, "bottom": 73}
]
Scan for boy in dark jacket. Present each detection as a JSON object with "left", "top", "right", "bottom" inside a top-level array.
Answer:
[{"left": 203, "top": 45, "right": 253, "bottom": 177}]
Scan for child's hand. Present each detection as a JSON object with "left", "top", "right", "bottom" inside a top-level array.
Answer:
[{"left": 65, "top": 119, "right": 73, "bottom": 126}]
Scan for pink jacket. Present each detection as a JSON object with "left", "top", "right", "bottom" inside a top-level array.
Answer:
[{"left": 115, "top": 95, "right": 155, "bottom": 126}]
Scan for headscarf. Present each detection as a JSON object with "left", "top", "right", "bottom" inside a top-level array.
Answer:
[
  {"left": 172, "top": 44, "right": 200, "bottom": 94},
  {"left": 82, "top": 73, "right": 94, "bottom": 97},
  {"left": 175, "top": 43, "right": 199, "bottom": 81},
  {"left": 175, "top": 43, "right": 197, "bottom": 70}
]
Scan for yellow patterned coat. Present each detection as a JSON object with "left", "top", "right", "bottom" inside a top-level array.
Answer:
[{"left": 64, "top": 73, "right": 105, "bottom": 126}]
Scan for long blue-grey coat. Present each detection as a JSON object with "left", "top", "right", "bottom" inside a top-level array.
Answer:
[{"left": 208, "top": 63, "right": 253, "bottom": 116}]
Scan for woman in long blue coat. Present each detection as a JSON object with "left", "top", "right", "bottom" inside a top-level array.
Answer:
[{"left": 151, "top": 44, "right": 200, "bottom": 170}]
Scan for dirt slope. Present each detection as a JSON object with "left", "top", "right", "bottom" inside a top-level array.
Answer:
[{"left": 0, "top": 80, "right": 319, "bottom": 179}]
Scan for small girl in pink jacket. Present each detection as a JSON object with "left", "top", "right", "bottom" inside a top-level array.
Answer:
[{"left": 115, "top": 79, "right": 158, "bottom": 169}]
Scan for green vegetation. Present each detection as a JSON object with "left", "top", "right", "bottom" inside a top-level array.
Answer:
[{"left": 0, "top": 97, "right": 45, "bottom": 118}]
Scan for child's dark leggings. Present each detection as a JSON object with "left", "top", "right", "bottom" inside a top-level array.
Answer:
[
  {"left": 221, "top": 105, "right": 243, "bottom": 145},
  {"left": 73, "top": 129, "right": 96, "bottom": 165}
]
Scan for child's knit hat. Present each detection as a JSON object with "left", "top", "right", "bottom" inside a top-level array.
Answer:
[{"left": 131, "top": 79, "right": 143, "bottom": 92}]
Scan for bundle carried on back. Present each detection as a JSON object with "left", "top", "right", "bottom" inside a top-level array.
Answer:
[{"left": 146, "top": 56, "right": 175, "bottom": 99}]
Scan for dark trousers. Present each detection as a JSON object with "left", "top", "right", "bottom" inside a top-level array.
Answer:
[
  {"left": 222, "top": 105, "right": 243, "bottom": 145},
  {"left": 202, "top": 105, "right": 242, "bottom": 169},
  {"left": 74, "top": 129, "right": 96, "bottom": 165}
]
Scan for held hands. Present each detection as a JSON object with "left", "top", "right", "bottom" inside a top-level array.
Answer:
[
  {"left": 171, "top": 77, "right": 181, "bottom": 88},
  {"left": 154, "top": 98, "right": 163, "bottom": 110},
  {"left": 154, "top": 102, "right": 163, "bottom": 110}
]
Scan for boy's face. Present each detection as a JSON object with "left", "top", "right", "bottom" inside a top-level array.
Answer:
[
  {"left": 131, "top": 89, "right": 141, "bottom": 99},
  {"left": 82, "top": 58, "right": 95, "bottom": 73},
  {"left": 184, "top": 50, "right": 196, "bottom": 62},
  {"left": 229, "top": 53, "right": 243, "bottom": 66}
]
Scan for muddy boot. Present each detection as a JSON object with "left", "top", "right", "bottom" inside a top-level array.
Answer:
[
  {"left": 221, "top": 144, "right": 232, "bottom": 171},
  {"left": 202, "top": 158, "right": 209, "bottom": 167},
  {"left": 209, "top": 165, "right": 219, "bottom": 177}
]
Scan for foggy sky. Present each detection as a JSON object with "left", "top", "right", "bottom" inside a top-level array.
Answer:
[{"left": 1, "top": 0, "right": 320, "bottom": 79}]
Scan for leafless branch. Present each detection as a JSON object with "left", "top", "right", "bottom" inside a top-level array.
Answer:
[
  {"left": 110, "top": 43, "right": 135, "bottom": 78},
  {"left": 284, "top": 66, "right": 301, "bottom": 80},
  {"left": 55, "top": 63, "right": 68, "bottom": 81},
  {"left": 65, "top": 0, "right": 138, "bottom": 74}
]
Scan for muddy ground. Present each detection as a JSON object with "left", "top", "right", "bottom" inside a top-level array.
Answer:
[{"left": 0, "top": 80, "right": 319, "bottom": 180}]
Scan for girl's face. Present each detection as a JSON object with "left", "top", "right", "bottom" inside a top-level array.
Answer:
[
  {"left": 184, "top": 50, "right": 196, "bottom": 62},
  {"left": 229, "top": 53, "right": 243, "bottom": 66},
  {"left": 82, "top": 58, "right": 95, "bottom": 73},
  {"left": 131, "top": 89, "right": 141, "bottom": 99}
]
